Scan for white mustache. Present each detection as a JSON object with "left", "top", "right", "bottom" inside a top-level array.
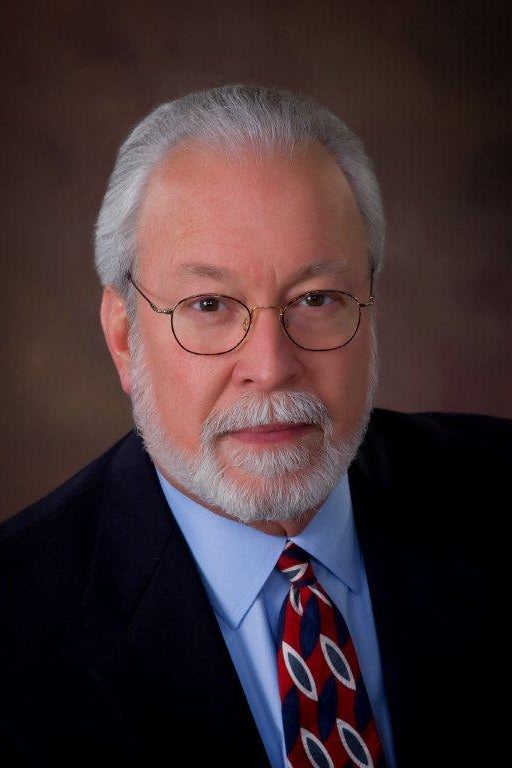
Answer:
[{"left": 201, "top": 390, "right": 333, "bottom": 442}]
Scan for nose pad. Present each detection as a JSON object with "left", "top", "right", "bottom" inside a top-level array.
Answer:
[{"left": 246, "top": 306, "right": 286, "bottom": 337}]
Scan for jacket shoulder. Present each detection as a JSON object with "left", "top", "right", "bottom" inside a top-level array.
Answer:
[
  {"left": 368, "top": 407, "right": 512, "bottom": 447},
  {"left": 357, "top": 407, "right": 512, "bottom": 489}
]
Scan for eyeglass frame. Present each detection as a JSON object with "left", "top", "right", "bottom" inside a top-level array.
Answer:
[{"left": 125, "top": 270, "right": 375, "bottom": 355}]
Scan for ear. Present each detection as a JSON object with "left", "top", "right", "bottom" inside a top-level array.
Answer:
[{"left": 100, "top": 286, "right": 133, "bottom": 396}]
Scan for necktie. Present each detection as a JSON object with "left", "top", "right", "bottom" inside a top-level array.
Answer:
[{"left": 276, "top": 541, "right": 386, "bottom": 768}]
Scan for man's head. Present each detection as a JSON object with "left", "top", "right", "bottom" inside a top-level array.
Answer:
[{"left": 97, "top": 85, "right": 384, "bottom": 531}]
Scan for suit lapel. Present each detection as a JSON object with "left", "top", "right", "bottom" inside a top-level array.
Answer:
[
  {"left": 349, "top": 415, "right": 447, "bottom": 767},
  {"left": 349, "top": 443, "right": 412, "bottom": 766},
  {"left": 83, "top": 433, "right": 269, "bottom": 765}
]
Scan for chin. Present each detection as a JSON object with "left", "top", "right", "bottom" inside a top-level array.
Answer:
[{"left": 183, "top": 432, "right": 361, "bottom": 524}]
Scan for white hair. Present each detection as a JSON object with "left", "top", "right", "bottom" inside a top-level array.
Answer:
[
  {"left": 127, "top": 312, "right": 378, "bottom": 523},
  {"left": 94, "top": 84, "right": 385, "bottom": 298}
]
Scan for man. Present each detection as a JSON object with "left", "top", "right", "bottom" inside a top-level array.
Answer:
[{"left": 0, "top": 85, "right": 506, "bottom": 767}]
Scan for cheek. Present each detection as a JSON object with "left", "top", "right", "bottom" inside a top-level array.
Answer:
[
  {"left": 141, "top": 333, "right": 232, "bottom": 451},
  {"left": 314, "top": 332, "right": 373, "bottom": 432}
]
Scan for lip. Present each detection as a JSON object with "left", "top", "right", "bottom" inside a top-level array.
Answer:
[{"left": 224, "top": 422, "right": 315, "bottom": 445}]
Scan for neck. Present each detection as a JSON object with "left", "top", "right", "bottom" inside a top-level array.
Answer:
[
  {"left": 155, "top": 459, "right": 319, "bottom": 536},
  {"left": 244, "top": 511, "right": 318, "bottom": 537}
]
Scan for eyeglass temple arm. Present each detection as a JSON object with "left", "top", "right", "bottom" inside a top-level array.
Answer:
[
  {"left": 125, "top": 268, "right": 376, "bottom": 312},
  {"left": 126, "top": 272, "right": 173, "bottom": 314},
  {"left": 358, "top": 270, "right": 375, "bottom": 307}
]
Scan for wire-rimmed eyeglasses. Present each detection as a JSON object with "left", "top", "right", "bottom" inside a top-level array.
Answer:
[{"left": 126, "top": 271, "right": 374, "bottom": 355}]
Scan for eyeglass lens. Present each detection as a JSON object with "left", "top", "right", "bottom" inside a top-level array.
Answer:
[{"left": 171, "top": 291, "right": 360, "bottom": 354}]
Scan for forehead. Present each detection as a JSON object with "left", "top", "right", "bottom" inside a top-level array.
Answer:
[{"left": 136, "top": 139, "right": 367, "bottom": 287}]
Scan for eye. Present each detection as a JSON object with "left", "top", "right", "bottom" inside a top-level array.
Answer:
[
  {"left": 299, "top": 292, "right": 334, "bottom": 308},
  {"left": 190, "top": 296, "right": 226, "bottom": 312}
]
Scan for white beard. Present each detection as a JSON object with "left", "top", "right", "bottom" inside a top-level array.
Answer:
[{"left": 129, "top": 323, "right": 377, "bottom": 524}]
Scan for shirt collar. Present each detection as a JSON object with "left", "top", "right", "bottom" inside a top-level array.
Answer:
[
  {"left": 157, "top": 470, "right": 361, "bottom": 630},
  {"left": 292, "top": 475, "right": 361, "bottom": 594}
]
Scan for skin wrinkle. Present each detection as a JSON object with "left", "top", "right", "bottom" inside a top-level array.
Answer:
[
  {"left": 136, "top": 259, "right": 357, "bottom": 311},
  {"left": 107, "top": 140, "right": 377, "bottom": 537},
  {"left": 131, "top": 263, "right": 365, "bottom": 321},
  {"left": 137, "top": 142, "right": 367, "bottom": 275},
  {"left": 130, "top": 345, "right": 374, "bottom": 527},
  {"left": 128, "top": 314, "right": 378, "bottom": 531},
  {"left": 175, "top": 260, "right": 352, "bottom": 287}
]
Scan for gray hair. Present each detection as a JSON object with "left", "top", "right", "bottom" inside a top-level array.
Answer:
[{"left": 94, "top": 84, "right": 385, "bottom": 298}]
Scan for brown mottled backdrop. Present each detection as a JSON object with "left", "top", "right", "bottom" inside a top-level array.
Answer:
[{"left": 1, "top": 0, "right": 511, "bottom": 521}]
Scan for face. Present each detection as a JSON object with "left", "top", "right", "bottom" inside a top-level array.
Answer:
[{"left": 104, "top": 140, "right": 376, "bottom": 532}]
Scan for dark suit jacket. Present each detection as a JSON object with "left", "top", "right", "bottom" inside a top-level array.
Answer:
[{"left": 0, "top": 409, "right": 507, "bottom": 767}]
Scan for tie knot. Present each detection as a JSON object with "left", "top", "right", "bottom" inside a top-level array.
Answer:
[{"left": 276, "top": 542, "right": 317, "bottom": 587}]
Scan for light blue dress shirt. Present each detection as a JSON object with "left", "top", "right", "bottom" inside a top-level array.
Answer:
[{"left": 157, "top": 470, "right": 396, "bottom": 768}]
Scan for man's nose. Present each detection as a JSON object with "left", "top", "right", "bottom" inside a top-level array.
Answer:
[{"left": 232, "top": 306, "right": 304, "bottom": 390}]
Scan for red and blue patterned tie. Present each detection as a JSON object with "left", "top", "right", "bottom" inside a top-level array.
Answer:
[{"left": 276, "top": 541, "right": 386, "bottom": 768}]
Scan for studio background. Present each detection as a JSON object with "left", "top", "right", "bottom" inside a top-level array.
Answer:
[{"left": 2, "top": 0, "right": 511, "bottom": 522}]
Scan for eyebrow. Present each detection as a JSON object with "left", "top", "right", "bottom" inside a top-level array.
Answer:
[
  {"left": 174, "top": 259, "right": 350, "bottom": 286},
  {"left": 289, "top": 260, "right": 350, "bottom": 285},
  {"left": 175, "top": 263, "right": 234, "bottom": 281}
]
